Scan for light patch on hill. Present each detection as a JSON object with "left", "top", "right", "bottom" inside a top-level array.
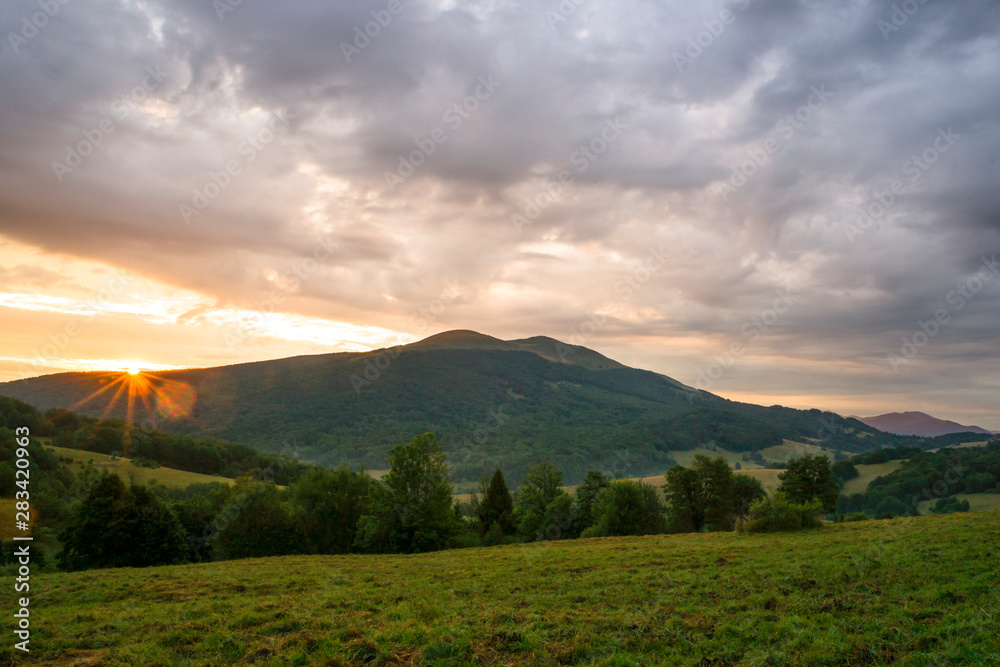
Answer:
[
  {"left": 46, "top": 445, "right": 235, "bottom": 489},
  {"left": 918, "top": 493, "right": 1000, "bottom": 514},
  {"left": 841, "top": 460, "right": 906, "bottom": 496}
]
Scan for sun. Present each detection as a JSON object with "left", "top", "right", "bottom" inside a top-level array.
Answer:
[{"left": 127, "top": 367, "right": 140, "bottom": 375}]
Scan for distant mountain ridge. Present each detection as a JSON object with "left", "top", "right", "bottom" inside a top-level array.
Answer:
[
  {"left": 1, "top": 330, "right": 923, "bottom": 483},
  {"left": 855, "top": 411, "right": 995, "bottom": 438}
]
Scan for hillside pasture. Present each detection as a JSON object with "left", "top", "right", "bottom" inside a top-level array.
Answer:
[{"left": 7, "top": 511, "right": 999, "bottom": 666}]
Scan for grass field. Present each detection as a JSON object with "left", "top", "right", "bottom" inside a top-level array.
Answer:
[
  {"left": 44, "top": 445, "right": 234, "bottom": 489},
  {"left": 841, "top": 460, "right": 906, "bottom": 496},
  {"left": 918, "top": 493, "right": 1000, "bottom": 514},
  {"left": 932, "top": 440, "right": 991, "bottom": 452},
  {"left": 9, "top": 511, "right": 1000, "bottom": 666},
  {"left": 757, "top": 439, "right": 839, "bottom": 463}
]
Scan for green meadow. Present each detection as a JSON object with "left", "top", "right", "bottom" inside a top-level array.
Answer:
[{"left": 9, "top": 510, "right": 999, "bottom": 666}]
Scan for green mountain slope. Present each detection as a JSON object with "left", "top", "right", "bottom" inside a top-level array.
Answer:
[{"left": 0, "top": 330, "right": 916, "bottom": 483}]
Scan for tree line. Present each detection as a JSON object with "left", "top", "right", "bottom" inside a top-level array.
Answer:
[
  {"left": 835, "top": 442, "right": 1000, "bottom": 518},
  {"left": 49, "top": 433, "right": 840, "bottom": 571}
]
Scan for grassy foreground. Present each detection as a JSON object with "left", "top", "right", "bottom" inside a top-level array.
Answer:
[{"left": 8, "top": 512, "right": 1000, "bottom": 666}]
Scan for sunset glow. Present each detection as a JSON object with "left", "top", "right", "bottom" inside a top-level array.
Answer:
[{"left": 0, "top": 1, "right": 997, "bottom": 429}]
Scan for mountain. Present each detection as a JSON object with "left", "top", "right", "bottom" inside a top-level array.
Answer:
[
  {"left": 855, "top": 412, "right": 995, "bottom": 438},
  {"left": 1, "top": 330, "right": 918, "bottom": 483}
]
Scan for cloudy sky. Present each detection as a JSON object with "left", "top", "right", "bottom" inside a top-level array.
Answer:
[{"left": 1, "top": 0, "right": 998, "bottom": 428}]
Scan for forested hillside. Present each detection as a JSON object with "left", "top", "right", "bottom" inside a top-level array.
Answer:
[{"left": 2, "top": 331, "right": 923, "bottom": 483}]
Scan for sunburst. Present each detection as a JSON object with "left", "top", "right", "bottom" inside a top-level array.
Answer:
[{"left": 70, "top": 369, "right": 196, "bottom": 457}]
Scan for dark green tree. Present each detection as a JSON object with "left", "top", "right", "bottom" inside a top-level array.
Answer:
[
  {"left": 59, "top": 473, "right": 188, "bottom": 570},
  {"left": 120, "top": 485, "right": 191, "bottom": 567},
  {"left": 582, "top": 481, "right": 667, "bottom": 537},
  {"left": 513, "top": 461, "right": 570, "bottom": 540},
  {"left": 58, "top": 473, "right": 126, "bottom": 571},
  {"left": 476, "top": 469, "right": 515, "bottom": 536},
  {"left": 830, "top": 460, "right": 859, "bottom": 486},
  {"left": 211, "top": 479, "right": 297, "bottom": 560},
  {"left": 355, "top": 433, "right": 458, "bottom": 553},
  {"left": 778, "top": 455, "right": 838, "bottom": 513},
  {"left": 874, "top": 496, "right": 910, "bottom": 519},
  {"left": 731, "top": 474, "right": 767, "bottom": 524},
  {"left": 571, "top": 470, "right": 610, "bottom": 537},
  {"left": 663, "top": 455, "right": 734, "bottom": 533},
  {"left": 289, "top": 466, "right": 372, "bottom": 554}
]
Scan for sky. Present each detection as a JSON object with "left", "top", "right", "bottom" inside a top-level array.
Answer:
[{"left": 0, "top": 0, "right": 998, "bottom": 429}]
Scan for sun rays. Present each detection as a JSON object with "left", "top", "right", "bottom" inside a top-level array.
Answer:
[{"left": 70, "top": 369, "right": 197, "bottom": 456}]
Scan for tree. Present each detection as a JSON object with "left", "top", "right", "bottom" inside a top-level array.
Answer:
[
  {"left": 874, "top": 496, "right": 910, "bottom": 519},
  {"left": 731, "top": 474, "right": 767, "bottom": 524},
  {"left": 582, "top": 481, "right": 666, "bottom": 537},
  {"left": 571, "top": 471, "right": 610, "bottom": 537},
  {"left": 289, "top": 467, "right": 372, "bottom": 554},
  {"left": 355, "top": 433, "right": 458, "bottom": 553},
  {"left": 663, "top": 455, "right": 734, "bottom": 533},
  {"left": 736, "top": 493, "right": 824, "bottom": 533},
  {"left": 59, "top": 473, "right": 126, "bottom": 571},
  {"left": 513, "top": 461, "right": 570, "bottom": 540},
  {"left": 120, "top": 485, "right": 190, "bottom": 567},
  {"left": 830, "top": 461, "right": 859, "bottom": 486},
  {"left": 476, "top": 469, "right": 515, "bottom": 536},
  {"left": 59, "top": 473, "right": 189, "bottom": 570},
  {"left": 778, "top": 455, "right": 838, "bottom": 512},
  {"left": 211, "top": 478, "right": 297, "bottom": 560}
]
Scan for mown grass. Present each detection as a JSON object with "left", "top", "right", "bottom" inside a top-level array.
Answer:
[{"left": 7, "top": 511, "right": 999, "bottom": 666}]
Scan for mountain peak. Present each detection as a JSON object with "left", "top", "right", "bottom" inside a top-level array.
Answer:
[
  {"left": 857, "top": 411, "right": 993, "bottom": 437},
  {"left": 404, "top": 330, "right": 629, "bottom": 372},
  {"left": 407, "top": 330, "right": 511, "bottom": 350}
]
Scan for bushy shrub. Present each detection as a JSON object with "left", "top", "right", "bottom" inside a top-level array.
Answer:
[
  {"left": 736, "top": 494, "right": 823, "bottom": 533},
  {"left": 931, "top": 496, "right": 971, "bottom": 514},
  {"left": 842, "top": 512, "right": 869, "bottom": 522},
  {"left": 874, "top": 497, "right": 910, "bottom": 519},
  {"left": 582, "top": 481, "right": 666, "bottom": 538}
]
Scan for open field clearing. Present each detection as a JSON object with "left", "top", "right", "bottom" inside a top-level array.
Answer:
[
  {"left": 918, "top": 493, "right": 1000, "bottom": 515},
  {"left": 757, "top": 439, "right": 838, "bottom": 463},
  {"left": 7, "top": 511, "right": 999, "bottom": 666},
  {"left": 841, "top": 461, "right": 906, "bottom": 496},
  {"left": 44, "top": 445, "right": 233, "bottom": 489}
]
